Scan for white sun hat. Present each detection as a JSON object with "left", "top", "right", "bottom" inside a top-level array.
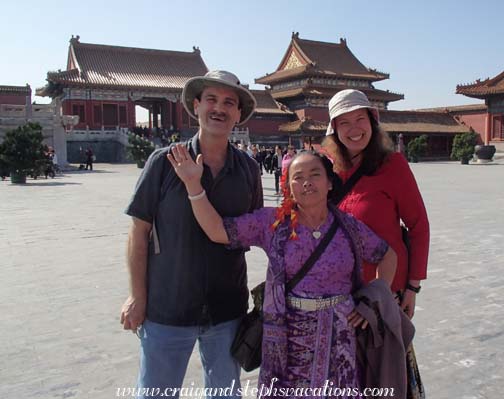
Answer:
[
  {"left": 326, "top": 89, "right": 380, "bottom": 135},
  {"left": 182, "top": 70, "right": 257, "bottom": 126}
]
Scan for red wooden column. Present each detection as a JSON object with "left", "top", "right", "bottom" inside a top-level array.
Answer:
[
  {"left": 85, "top": 100, "right": 93, "bottom": 128},
  {"left": 485, "top": 112, "right": 491, "bottom": 145},
  {"left": 127, "top": 99, "right": 136, "bottom": 130}
]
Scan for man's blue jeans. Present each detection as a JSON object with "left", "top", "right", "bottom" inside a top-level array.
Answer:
[{"left": 136, "top": 318, "right": 241, "bottom": 399}]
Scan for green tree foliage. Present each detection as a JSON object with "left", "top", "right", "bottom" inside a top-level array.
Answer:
[
  {"left": 0, "top": 122, "right": 47, "bottom": 176},
  {"left": 127, "top": 133, "right": 156, "bottom": 165},
  {"left": 451, "top": 132, "right": 478, "bottom": 161},
  {"left": 407, "top": 134, "right": 428, "bottom": 162}
]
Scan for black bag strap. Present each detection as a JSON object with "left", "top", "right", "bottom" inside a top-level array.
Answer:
[
  {"left": 285, "top": 216, "right": 340, "bottom": 293},
  {"left": 331, "top": 163, "right": 367, "bottom": 205}
]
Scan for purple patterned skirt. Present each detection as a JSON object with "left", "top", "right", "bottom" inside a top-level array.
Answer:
[{"left": 259, "top": 298, "right": 359, "bottom": 399}]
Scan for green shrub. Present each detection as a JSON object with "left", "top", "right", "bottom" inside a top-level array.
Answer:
[
  {"left": 407, "top": 135, "right": 428, "bottom": 162},
  {"left": 0, "top": 122, "right": 47, "bottom": 176},
  {"left": 127, "top": 133, "right": 156, "bottom": 165},
  {"left": 451, "top": 132, "right": 478, "bottom": 162}
]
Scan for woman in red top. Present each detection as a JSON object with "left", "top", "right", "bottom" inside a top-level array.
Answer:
[
  {"left": 323, "top": 89, "right": 429, "bottom": 397},
  {"left": 323, "top": 89, "right": 429, "bottom": 316}
]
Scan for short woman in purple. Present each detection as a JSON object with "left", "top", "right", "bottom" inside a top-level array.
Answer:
[{"left": 167, "top": 146, "right": 397, "bottom": 397}]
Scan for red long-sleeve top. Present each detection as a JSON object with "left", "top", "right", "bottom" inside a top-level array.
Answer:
[{"left": 338, "top": 153, "right": 430, "bottom": 292}]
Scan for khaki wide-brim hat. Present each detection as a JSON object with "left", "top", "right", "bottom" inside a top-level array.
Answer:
[
  {"left": 326, "top": 89, "right": 380, "bottom": 135},
  {"left": 182, "top": 70, "right": 257, "bottom": 126}
]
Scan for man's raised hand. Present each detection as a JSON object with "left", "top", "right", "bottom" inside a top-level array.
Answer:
[{"left": 167, "top": 144, "right": 204, "bottom": 186}]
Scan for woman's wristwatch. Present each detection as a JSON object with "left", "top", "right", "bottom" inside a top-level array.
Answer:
[{"left": 406, "top": 283, "right": 421, "bottom": 294}]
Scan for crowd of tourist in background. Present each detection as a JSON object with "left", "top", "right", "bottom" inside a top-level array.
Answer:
[{"left": 231, "top": 142, "right": 301, "bottom": 195}]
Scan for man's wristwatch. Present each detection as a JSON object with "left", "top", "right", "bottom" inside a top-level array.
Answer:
[{"left": 406, "top": 283, "right": 421, "bottom": 294}]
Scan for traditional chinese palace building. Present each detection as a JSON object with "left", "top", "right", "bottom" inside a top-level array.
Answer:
[
  {"left": 37, "top": 35, "right": 208, "bottom": 134},
  {"left": 34, "top": 34, "right": 484, "bottom": 162},
  {"left": 457, "top": 71, "right": 504, "bottom": 150},
  {"left": 256, "top": 33, "right": 404, "bottom": 121},
  {"left": 255, "top": 33, "right": 472, "bottom": 157}
]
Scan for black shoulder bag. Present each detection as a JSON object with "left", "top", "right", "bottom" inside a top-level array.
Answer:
[{"left": 231, "top": 217, "right": 340, "bottom": 371}]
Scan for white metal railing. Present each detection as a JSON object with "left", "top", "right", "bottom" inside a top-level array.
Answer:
[
  {"left": 67, "top": 127, "right": 131, "bottom": 145},
  {"left": 0, "top": 104, "right": 26, "bottom": 117},
  {"left": 0, "top": 104, "right": 55, "bottom": 119},
  {"left": 32, "top": 104, "right": 56, "bottom": 117}
]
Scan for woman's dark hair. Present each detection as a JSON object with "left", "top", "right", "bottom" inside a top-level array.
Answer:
[
  {"left": 284, "top": 150, "right": 336, "bottom": 204},
  {"left": 322, "top": 109, "right": 394, "bottom": 174}
]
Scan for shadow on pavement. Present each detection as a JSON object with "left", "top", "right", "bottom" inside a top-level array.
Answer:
[
  {"left": 6, "top": 181, "right": 83, "bottom": 187},
  {"left": 64, "top": 169, "right": 119, "bottom": 174}
]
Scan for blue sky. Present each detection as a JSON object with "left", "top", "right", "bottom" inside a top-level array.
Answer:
[{"left": 2, "top": 0, "right": 503, "bottom": 111}]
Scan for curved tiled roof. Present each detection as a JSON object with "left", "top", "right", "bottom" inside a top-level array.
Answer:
[
  {"left": 43, "top": 37, "right": 208, "bottom": 91},
  {"left": 269, "top": 86, "right": 403, "bottom": 103},
  {"left": 358, "top": 88, "right": 404, "bottom": 102},
  {"left": 278, "top": 118, "right": 327, "bottom": 134},
  {"left": 256, "top": 65, "right": 311, "bottom": 84},
  {"left": 379, "top": 110, "right": 472, "bottom": 134},
  {"left": 0, "top": 85, "right": 31, "bottom": 94},
  {"left": 415, "top": 104, "right": 486, "bottom": 113},
  {"left": 256, "top": 34, "right": 388, "bottom": 85},
  {"left": 294, "top": 37, "right": 387, "bottom": 80},
  {"left": 456, "top": 71, "right": 504, "bottom": 99},
  {"left": 47, "top": 69, "right": 82, "bottom": 83},
  {"left": 251, "top": 90, "right": 293, "bottom": 115},
  {"left": 278, "top": 110, "right": 471, "bottom": 136}
]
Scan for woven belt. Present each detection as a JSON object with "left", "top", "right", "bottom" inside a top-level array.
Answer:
[{"left": 286, "top": 294, "right": 348, "bottom": 311}]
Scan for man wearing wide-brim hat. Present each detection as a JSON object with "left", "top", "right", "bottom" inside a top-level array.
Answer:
[{"left": 121, "top": 70, "right": 263, "bottom": 398}]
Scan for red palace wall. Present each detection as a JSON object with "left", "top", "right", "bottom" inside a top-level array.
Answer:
[
  {"left": 62, "top": 99, "right": 135, "bottom": 130},
  {"left": 245, "top": 117, "right": 292, "bottom": 136},
  {"left": 456, "top": 112, "right": 486, "bottom": 143},
  {"left": 85, "top": 101, "right": 93, "bottom": 127},
  {"left": 0, "top": 94, "right": 27, "bottom": 106},
  {"left": 63, "top": 100, "right": 72, "bottom": 117}
]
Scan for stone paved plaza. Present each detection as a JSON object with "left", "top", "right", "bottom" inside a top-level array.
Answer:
[{"left": 1, "top": 159, "right": 503, "bottom": 398}]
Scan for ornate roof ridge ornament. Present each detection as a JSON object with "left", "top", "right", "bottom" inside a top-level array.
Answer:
[{"left": 70, "top": 35, "right": 80, "bottom": 45}]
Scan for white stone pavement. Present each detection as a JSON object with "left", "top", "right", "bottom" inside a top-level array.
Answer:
[{"left": 0, "top": 160, "right": 503, "bottom": 398}]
